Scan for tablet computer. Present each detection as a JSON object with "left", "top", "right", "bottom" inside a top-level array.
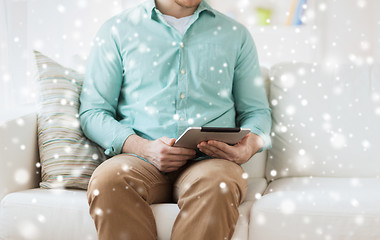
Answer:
[{"left": 173, "top": 127, "right": 251, "bottom": 150}]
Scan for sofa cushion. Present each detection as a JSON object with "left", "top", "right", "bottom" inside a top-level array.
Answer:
[
  {"left": 0, "top": 189, "right": 96, "bottom": 240},
  {"left": 0, "top": 177, "right": 266, "bottom": 240},
  {"left": 244, "top": 178, "right": 268, "bottom": 201},
  {"left": 0, "top": 113, "right": 40, "bottom": 200},
  {"left": 267, "top": 63, "right": 380, "bottom": 179},
  {"left": 250, "top": 177, "right": 380, "bottom": 240},
  {"left": 34, "top": 51, "right": 106, "bottom": 189}
]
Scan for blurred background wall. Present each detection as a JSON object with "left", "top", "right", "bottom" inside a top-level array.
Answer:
[{"left": 0, "top": 0, "right": 379, "bottom": 122}]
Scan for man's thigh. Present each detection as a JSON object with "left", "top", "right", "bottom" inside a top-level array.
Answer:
[
  {"left": 172, "top": 158, "right": 248, "bottom": 203},
  {"left": 88, "top": 154, "right": 173, "bottom": 204}
]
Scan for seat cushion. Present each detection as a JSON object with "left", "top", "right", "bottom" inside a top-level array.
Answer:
[
  {"left": 0, "top": 179, "right": 267, "bottom": 240},
  {"left": 0, "top": 189, "right": 96, "bottom": 240},
  {"left": 250, "top": 177, "right": 380, "bottom": 240}
]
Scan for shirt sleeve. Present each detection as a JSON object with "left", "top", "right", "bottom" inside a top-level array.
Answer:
[
  {"left": 79, "top": 20, "right": 135, "bottom": 157},
  {"left": 233, "top": 27, "right": 272, "bottom": 152}
]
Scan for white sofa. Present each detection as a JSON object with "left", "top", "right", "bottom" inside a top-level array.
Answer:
[{"left": 1, "top": 62, "right": 380, "bottom": 240}]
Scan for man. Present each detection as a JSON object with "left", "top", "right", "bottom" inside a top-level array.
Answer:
[{"left": 79, "top": 0, "right": 271, "bottom": 239}]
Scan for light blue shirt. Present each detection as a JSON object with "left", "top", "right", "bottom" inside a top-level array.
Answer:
[{"left": 79, "top": 0, "right": 272, "bottom": 157}]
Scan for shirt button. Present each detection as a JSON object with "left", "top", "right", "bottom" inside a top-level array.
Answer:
[
  {"left": 180, "top": 69, "right": 185, "bottom": 74},
  {"left": 180, "top": 93, "right": 185, "bottom": 99},
  {"left": 180, "top": 42, "right": 184, "bottom": 48}
]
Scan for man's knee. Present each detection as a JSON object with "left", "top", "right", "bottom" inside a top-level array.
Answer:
[
  {"left": 87, "top": 155, "right": 148, "bottom": 202},
  {"left": 199, "top": 172, "right": 246, "bottom": 204},
  {"left": 176, "top": 159, "right": 248, "bottom": 204}
]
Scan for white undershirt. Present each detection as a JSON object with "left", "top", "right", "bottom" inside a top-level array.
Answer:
[{"left": 162, "top": 14, "right": 194, "bottom": 36}]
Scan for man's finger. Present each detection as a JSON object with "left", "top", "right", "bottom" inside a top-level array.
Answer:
[
  {"left": 164, "top": 154, "right": 194, "bottom": 161},
  {"left": 168, "top": 138, "right": 176, "bottom": 146},
  {"left": 207, "top": 140, "right": 234, "bottom": 153},
  {"left": 164, "top": 161, "right": 188, "bottom": 172},
  {"left": 199, "top": 143, "right": 230, "bottom": 160},
  {"left": 168, "top": 146, "right": 196, "bottom": 156},
  {"left": 160, "top": 137, "right": 176, "bottom": 146},
  {"left": 167, "top": 160, "right": 187, "bottom": 167}
]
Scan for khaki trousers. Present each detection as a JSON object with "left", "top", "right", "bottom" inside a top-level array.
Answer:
[{"left": 87, "top": 154, "right": 248, "bottom": 240}]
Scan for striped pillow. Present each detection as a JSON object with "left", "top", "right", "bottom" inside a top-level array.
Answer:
[{"left": 34, "top": 50, "right": 106, "bottom": 189}]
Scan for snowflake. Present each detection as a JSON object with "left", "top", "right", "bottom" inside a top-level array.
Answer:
[
  {"left": 18, "top": 221, "right": 39, "bottom": 239},
  {"left": 350, "top": 178, "right": 360, "bottom": 187},
  {"left": 280, "top": 199, "right": 296, "bottom": 214},
  {"left": 357, "top": 0, "right": 367, "bottom": 8},
  {"left": 173, "top": 114, "right": 180, "bottom": 121},
  {"left": 14, "top": 168, "right": 30, "bottom": 184},
  {"left": 37, "top": 214, "right": 46, "bottom": 223},
  {"left": 74, "top": 19, "right": 83, "bottom": 28},
  {"left": 286, "top": 105, "right": 296, "bottom": 115},
  {"left": 218, "top": 89, "right": 229, "bottom": 98},
  {"left": 299, "top": 149, "right": 306, "bottom": 155},
  {"left": 57, "top": 4, "right": 66, "bottom": 13},
  {"left": 64, "top": 146, "right": 72, "bottom": 153},
  {"left": 77, "top": 0, "right": 87, "bottom": 8},
  {"left": 255, "top": 193, "right": 262, "bottom": 200},
  {"left": 138, "top": 43, "right": 147, "bottom": 53},
  {"left": 72, "top": 169, "right": 82, "bottom": 177},
  {"left": 94, "top": 207, "right": 103, "bottom": 216},
  {"left": 372, "top": 93, "right": 380, "bottom": 102},
  {"left": 121, "top": 164, "right": 130, "bottom": 172},
  {"left": 280, "top": 73, "right": 296, "bottom": 88},
  {"left": 351, "top": 198, "right": 360, "bottom": 207},
  {"left": 144, "top": 106, "right": 158, "bottom": 115},
  {"left": 330, "top": 133, "right": 346, "bottom": 149},
  {"left": 360, "top": 41, "right": 370, "bottom": 50},
  {"left": 361, "top": 140, "right": 370, "bottom": 149},
  {"left": 72, "top": 119, "right": 80, "bottom": 127},
  {"left": 328, "top": 191, "right": 341, "bottom": 202},
  {"left": 355, "top": 215, "right": 364, "bottom": 225},
  {"left": 254, "top": 76, "right": 263, "bottom": 86},
  {"left": 219, "top": 182, "right": 228, "bottom": 193},
  {"left": 255, "top": 213, "right": 266, "bottom": 225},
  {"left": 57, "top": 175, "right": 63, "bottom": 182},
  {"left": 93, "top": 189, "right": 100, "bottom": 196}
]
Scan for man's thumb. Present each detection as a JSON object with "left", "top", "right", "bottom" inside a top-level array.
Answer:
[{"left": 160, "top": 137, "right": 176, "bottom": 146}]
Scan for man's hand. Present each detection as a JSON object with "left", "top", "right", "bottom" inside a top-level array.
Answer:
[
  {"left": 197, "top": 132, "right": 264, "bottom": 165},
  {"left": 122, "top": 135, "right": 196, "bottom": 172},
  {"left": 143, "top": 137, "right": 196, "bottom": 172}
]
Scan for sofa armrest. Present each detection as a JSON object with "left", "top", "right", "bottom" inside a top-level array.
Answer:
[{"left": 0, "top": 112, "right": 40, "bottom": 200}]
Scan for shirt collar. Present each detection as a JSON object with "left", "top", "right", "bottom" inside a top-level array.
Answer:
[
  {"left": 195, "top": 1, "right": 216, "bottom": 17},
  {"left": 145, "top": 0, "right": 216, "bottom": 19}
]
